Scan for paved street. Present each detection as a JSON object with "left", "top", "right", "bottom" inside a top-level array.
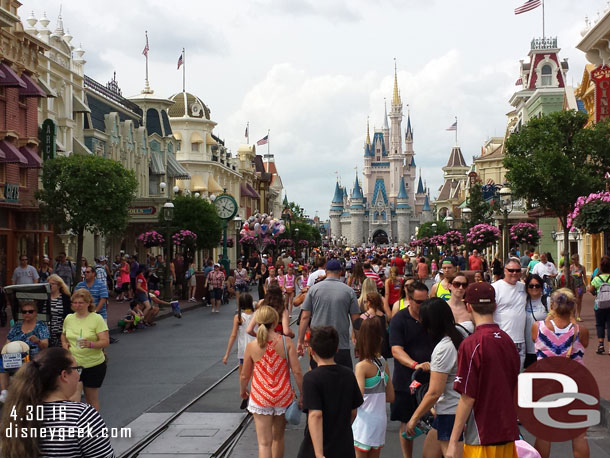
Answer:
[{"left": 91, "top": 291, "right": 610, "bottom": 457}]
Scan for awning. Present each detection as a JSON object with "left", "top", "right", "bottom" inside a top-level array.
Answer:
[
  {"left": 166, "top": 151, "right": 190, "bottom": 179},
  {"left": 149, "top": 151, "right": 165, "bottom": 175},
  {"left": 0, "top": 140, "right": 28, "bottom": 165},
  {"left": 0, "top": 63, "right": 26, "bottom": 88},
  {"left": 18, "top": 146, "right": 42, "bottom": 168},
  {"left": 206, "top": 132, "right": 217, "bottom": 145},
  {"left": 208, "top": 175, "right": 224, "bottom": 194},
  {"left": 0, "top": 67, "right": 5, "bottom": 79},
  {"left": 191, "top": 174, "right": 207, "bottom": 192},
  {"left": 19, "top": 74, "right": 46, "bottom": 97},
  {"left": 73, "top": 137, "right": 93, "bottom": 155},
  {"left": 246, "top": 183, "right": 260, "bottom": 199},
  {"left": 37, "top": 78, "right": 57, "bottom": 97},
  {"left": 73, "top": 95, "right": 90, "bottom": 113},
  {"left": 240, "top": 182, "right": 251, "bottom": 198}
]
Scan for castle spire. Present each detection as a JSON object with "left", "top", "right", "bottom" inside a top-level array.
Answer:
[
  {"left": 392, "top": 58, "right": 401, "bottom": 106},
  {"left": 366, "top": 117, "right": 371, "bottom": 145},
  {"left": 383, "top": 98, "right": 389, "bottom": 130},
  {"left": 405, "top": 110, "right": 413, "bottom": 142}
]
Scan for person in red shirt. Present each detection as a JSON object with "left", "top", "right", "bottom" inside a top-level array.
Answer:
[
  {"left": 391, "top": 252, "right": 406, "bottom": 276},
  {"left": 363, "top": 262, "right": 383, "bottom": 290},
  {"left": 468, "top": 250, "right": 483, "bottom": 272},
  {"left": 446, "top": 282, "right": 520, "bottom": 458},
  {"left": 416, "top": 257, "right": 429, "bottom": 281}
]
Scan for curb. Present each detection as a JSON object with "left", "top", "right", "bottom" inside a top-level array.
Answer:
[
  {"left": 600, "top": 398, "right": 610, "bottom": 431},
  {"left": 108, "top": 301, "right": 205, "bottom": 336}
]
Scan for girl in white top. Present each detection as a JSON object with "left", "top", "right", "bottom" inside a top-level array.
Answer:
[
  {"left": 222, "top": 293, "right": 255, "bottom": 371},
  {"left": 352, "top": 317, "right": 395, "bottom": 457}
]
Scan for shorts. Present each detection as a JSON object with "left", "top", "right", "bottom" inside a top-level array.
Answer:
[
  {"left": 236, "top": 283, "right": 248, "bottom": 292},
  {"left": 80, "top": 361, "right": 107, "bottom": 388},
  {"left": 354, "top": 440, "right": 383, "bottom": 451},
  {"left": 463, "top": 442, "right": 517, "bottom": 458},
  {"left": 247, "top": 398, "right": 289, "bottom": 416},
  {"left": 432, "top": 414, "right": 462, "bottom": 441},
  {"left": 211, "top": 288, "right": 223, "bottom": 300},
  {"left": 390, "top": 390, "right": 418, "bottom": 423},
  {"left": 136, "top": 292, "right": 149, "bottom": 303},
  {"left": 188, "top": 275, "right": 197, "bottom": 287}
]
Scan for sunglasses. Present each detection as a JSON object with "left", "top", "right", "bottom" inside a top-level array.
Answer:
[
  {"left": 452, "top": 281, "right": 468, "bottom": 288},
  {"left": 528, "top": 284, "right": 542, "bottom": 289},
  {"left": 410, "top": 298, "right": 426, "bottom": 304},
  {"left": 506, "top": 268, "right": 521, "bottom": 273},
  {"left": 70, "top": 366, "right": 84, "bottom": 375},
  {"left": 22, "top": 310, "right": 36, "bottom": 314}
]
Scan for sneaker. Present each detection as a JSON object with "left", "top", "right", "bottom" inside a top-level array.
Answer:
[
  {"left": 109, "top": 337, "right": 119, "bottom": 344},
  {"left": 189, "top": 297, "right": 196, "bottom": 302},
  {"left": 0, "top": 390, "right": 8, "bottom": 403},
  {"left": 597, "top": 343, "right": 605, "bottom": 354}
]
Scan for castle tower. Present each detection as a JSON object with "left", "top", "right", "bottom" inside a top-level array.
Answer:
[
  {"left": 396, "top": 178, "right": 411, "bottom": 243},
  {"left": 363, "top": 119, "right": 372, "bottom": 183},
  {"left": 329, "top": 181, "right": 344, "bottom": 240},
  {"left": 350, "top": 175, "right": 365, "bottom": 245},
  {"left": 421, "top": 194, "right": 434, "bottom": 223},
  {"left": 388, "top": 65, "right": 403, "bottom": 199}
]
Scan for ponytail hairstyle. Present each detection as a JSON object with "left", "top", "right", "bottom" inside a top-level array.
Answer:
[
  {"left": 255, "top": 306, "right": 279, "bottom": 348},
  {"left": 263, "top": 284, "right": 285, "bottom": 317},
  {"left": 550, "top": 288, "right": 576, "bottom": 317},
  {"left": 0, "top": 348, "right": 74, "bottom": 458},
  {"left": 237, "top": 293, "right": 254, "bottom": 325}
]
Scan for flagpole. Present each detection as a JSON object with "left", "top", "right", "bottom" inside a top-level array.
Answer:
[
  {"left": 542, "top": 0, "right": 545, "bottom": 39},
  {"left": 455, "top": 116, "right": 458, "bottom": 146},
  {"left": 145, "top": 31, "right": 149, "bottom": 84},
  {"left": 267, "top": 129, "right": 270, "bottom": 158},
  {"left": 182, "top": 48, "right": 185, "bottom": 93},
  {"left": 246, "top": 122, "right": 250, "bottom": 144}
]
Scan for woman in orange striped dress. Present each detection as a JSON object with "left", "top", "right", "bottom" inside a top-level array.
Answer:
[{"left": 240, "top": 306, "right": 303, "bottom": 458}]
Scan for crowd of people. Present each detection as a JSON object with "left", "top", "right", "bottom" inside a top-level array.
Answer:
[{"left": 0, "top": 244, "right": 607, "bottom": 457}]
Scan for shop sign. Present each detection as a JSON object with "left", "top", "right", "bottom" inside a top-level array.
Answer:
[
  {"left": 4, "top": 184, "right": 19, "bottom": 203},
  {"left": 128, "top": 206, "right": 157, "bottom": 216},
  {"left": 591, "top": 65, "right": 610, "bottom": 122},
  {"left": 41, "top": 119, "right": 57, "bottom": 161}
]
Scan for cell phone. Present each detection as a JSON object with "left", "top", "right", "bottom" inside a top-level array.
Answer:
[{"left": 401, "top": 426, "right": 424, "bottom": 441}]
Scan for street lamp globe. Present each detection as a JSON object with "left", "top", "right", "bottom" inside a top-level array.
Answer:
[
  {"left": 172, "top": 185, "right": 180, "bottom": 194},
  {"left": 234, "top": 216, "right": 243, "bottom": 231},
  {"left": 444, "top": 215, "right": 454, "bottom": 228},
  {"left": 163, "top": 202, "right": 174, "bottom": 222},
  {"left": 462, "top": 207, "right": 472, "bottom": 220},
  {"left": 194, "top": 192, "right": 200, "bottom": 198},
  {"left": 499, "top": 185, "right": 513, "bottom": 211},
  {"left": 209, "top": 194, "right": 217, "bottom": 202},
  {"left": 159, "top": 182, "right": 167, "bottom": 194}
]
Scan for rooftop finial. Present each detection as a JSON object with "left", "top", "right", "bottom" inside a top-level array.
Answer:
[
  {"left": 383, "top": 98, "right": 389, "bottom": 130},
  {"left": 392, "top": 58, "right": 401, "bottom": 106},
  {"left": 53, "top": 4, "right": 64, "bottom": 36},
  {"left": 366, "top": 117, "right": 371, "bottom": 145}
]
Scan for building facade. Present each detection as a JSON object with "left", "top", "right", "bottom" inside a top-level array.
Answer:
[
  {"left": 329, "top": 69, "right": 432, "bottom": 245},
  {"left": 0, "top": 1, "right": 49, "bottom": 287}
]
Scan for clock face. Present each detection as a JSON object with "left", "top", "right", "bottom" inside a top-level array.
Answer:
[{"left": 214, "top": 195, "right": 237, "bottom": 220}]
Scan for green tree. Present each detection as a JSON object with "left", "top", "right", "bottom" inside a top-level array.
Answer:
[
  {"left": 417, "top": 221, "right": 449, "bottom": 238},
  {"left": 504, "top": 110, "right": 610, "bottom": 270},
  {"left": 37, "top": 155, "right": 138, "bottom": 282},
  {"left": 467, "top": 182, "right": 494, "bottom": 227},
  {"left": 167, "top": 195, "right": 222, "bottom": 252}
]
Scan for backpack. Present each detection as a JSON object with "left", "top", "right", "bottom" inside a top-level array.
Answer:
[{"left": 597, "top": 274, "right": 610, "bottom": 309}]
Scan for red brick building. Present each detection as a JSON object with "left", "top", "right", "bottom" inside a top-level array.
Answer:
[{"left": 0, "top": 1, "right": 49, "bottom": 287}]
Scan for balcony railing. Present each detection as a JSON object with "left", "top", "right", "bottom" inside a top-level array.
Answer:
[{"left": 531, "top": 37, "right": 557, "bottom": 50}]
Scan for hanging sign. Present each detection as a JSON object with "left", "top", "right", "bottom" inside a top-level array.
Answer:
[{"left": 591, "top": 65, "right": 610, "bottom": 123}]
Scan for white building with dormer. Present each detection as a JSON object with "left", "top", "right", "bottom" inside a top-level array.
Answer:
[{"left": 329, "top": 68, "right": 432, "bottom": 245}]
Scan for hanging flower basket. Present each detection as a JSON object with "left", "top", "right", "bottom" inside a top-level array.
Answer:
[
  {"left": 466, "top": 224, "right": 500, "bottom": 249},
  {"left": 443, "top": 230, "right": 464, "bottom": 247},
  {"left": 137, "top": 231, "right": 165, "bottom": 248},
  {"left": 510, "top": 222, "right": 542, "bottom": 245},
  {"left": 568, "top": 191, "right": 610, "bottom": 234},
  {"left": 172, "top": 230, "right": 197, "bottom": 247},
  {"left": 219, "top": 238, "right": 234, "bottom": 248},
  {"left": 279, "top": 239, "right": 294, "bottom": 247},
  {"left": 298, "top": 240, "right": 309, "bottom": 247}
]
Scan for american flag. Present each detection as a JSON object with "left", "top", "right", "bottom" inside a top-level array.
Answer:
[
  {"left": 177, "top": 53, "right": 183, "bottom": 70},
  {"left": 142, "top": 33, "right": 149, "bottom": 57},
  {"left": 515, "top": 77, "right": 523, "bottom": 85},
  {"left": 256, "top": 135, "right": 269, "bottom": 146},
  {"left": 515, "top": 0, "right": 541, "bottom": 15},
  {"left": 446, "top": 121, "right": 457, "bottom": 131},
  {"left": 245, "top": 124, "right": 249, "bottom": 138}
]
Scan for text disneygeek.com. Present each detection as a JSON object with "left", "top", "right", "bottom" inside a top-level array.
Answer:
[{"left": 4, "top": 424, "right": 132, "bottom": 440}]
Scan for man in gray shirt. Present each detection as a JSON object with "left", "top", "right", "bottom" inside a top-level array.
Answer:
[
  {"left": 297, "top": 258, "right": 360, "bottom": 369},
  {"left": 11, "top": 255, "right": 39, "bottom": 285}
]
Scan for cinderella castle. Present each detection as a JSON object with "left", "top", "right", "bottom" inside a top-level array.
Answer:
[{"left": 329, "top": 68, "right": 433, "bottom": 245}]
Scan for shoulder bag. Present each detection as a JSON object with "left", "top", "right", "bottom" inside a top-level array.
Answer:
[{"left": 282, "top": 335, "right": 302, "bottom": 425}]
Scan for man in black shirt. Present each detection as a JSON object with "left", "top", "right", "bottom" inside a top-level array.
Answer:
[
  {"left": 389, "top": 281, "right": 435, "bottom": 458},
  {"left": 298, "top": 326, "right": 363, "bottom": 458}
]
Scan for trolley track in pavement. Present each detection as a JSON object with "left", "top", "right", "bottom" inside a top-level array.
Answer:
[{"left": 118, "top": 315, "right": 299, "bottom": 458}]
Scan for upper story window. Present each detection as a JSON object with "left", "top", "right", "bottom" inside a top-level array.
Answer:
[
  {"left": 191, "top": 142, "right": 200, "bottom": 152},
  {"left": 541, "top": 65, "right": 552, "bottom": 86}
]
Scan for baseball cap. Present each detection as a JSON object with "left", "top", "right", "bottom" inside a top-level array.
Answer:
[
  {"left": 326, "top": 259, "right": 342, "bottom": 271},
  {"left": 214, "top": 263, "right": 220, "bottom": 267},
  {"left": 464, "top": 282, "right": 495, "bottom": 304}
]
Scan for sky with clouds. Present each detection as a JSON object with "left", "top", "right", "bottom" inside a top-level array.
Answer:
[{"left": 20, "top": 0, "right": 603, "bottom": 218}]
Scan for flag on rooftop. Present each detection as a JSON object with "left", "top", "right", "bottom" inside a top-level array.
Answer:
[
  {"left": 514, "top": 0, "right": 541, "bottom": 15},
  {"left": 515, "top": 77, "right": 523, "bottom": 85},
  {"left": 446, "top": 121, "right": 457, "bottom": 131},
  {"left": 142, "top": 33, "right": 149, "bottom": 57},
  {"left": 256, "top": 135, "right": 269, "bottom": 146},
  {"left": 245, "top": 124, "right": 249, "bottom": 138},
  {"left": 177, "top": 53, "right": 183, "bottom": 70}
]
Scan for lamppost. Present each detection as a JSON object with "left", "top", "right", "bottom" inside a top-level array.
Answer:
[
  {"left": 444, "top": 215, "right": 454, "bottom": 229},
  {"left": 234, "top": 216, "right": 243, "bottom": 266},
  {"left": 498, "top": 185, "right": 513, "bottom": 263},
  {"left": 462, "top": 207, "right": 471, "bottom": 226},
  {"left": 431, "top": 223, "right": 437, "bottom": 234},
  {"left": 162, "top": 201, "right": 174, "bottom": 301}
]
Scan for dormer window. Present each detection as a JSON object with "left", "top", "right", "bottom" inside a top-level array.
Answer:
[{"left": 541, "top": 65, "right": 552, "bottom": 86}]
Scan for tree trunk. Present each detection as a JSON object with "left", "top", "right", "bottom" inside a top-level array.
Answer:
[
  {"left": 75, "top": 228, "right": 85, "bottom": 287},
  {"left": 561, "top": 217, "right": 572, "bottom": 290}
]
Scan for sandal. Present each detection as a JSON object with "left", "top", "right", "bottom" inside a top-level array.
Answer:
[{"left": 596, "top": 343, "right": 605, "bottom": 354}]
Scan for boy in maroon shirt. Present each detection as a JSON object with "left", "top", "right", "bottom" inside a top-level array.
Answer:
[{"left": 446, "top": 282, "right": 520, "bottom": 458}]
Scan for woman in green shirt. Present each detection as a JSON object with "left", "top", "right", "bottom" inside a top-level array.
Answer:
[
  {"left": 588, "top": 255, "right": 610, "bottom": 355},
  {"left": 61, "top": 289, "right": 109, "bottom": 410}
]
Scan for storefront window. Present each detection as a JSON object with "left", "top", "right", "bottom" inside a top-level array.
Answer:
[{"left": 19, "top": 169, "right": 27, "bottom": 187}]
